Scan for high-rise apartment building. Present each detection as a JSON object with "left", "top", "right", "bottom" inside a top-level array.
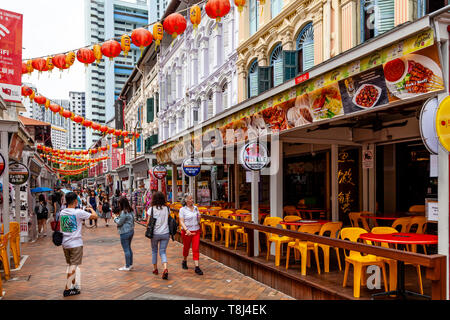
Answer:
[
  {"left": 84, "top": 0, "right": 149, "bottom": 147},
  {"left": 69, "top": 92, "right": 87, "bottom": 150},
  {"left": 148, "top": 0, "right": 169, "bottom": 23}
]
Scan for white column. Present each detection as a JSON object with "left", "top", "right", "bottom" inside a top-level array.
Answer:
[
  {"left": 213, "top": 87, "right": 222, "bottom": 116},
  {"left": 323, "top": 0, "right": 331, "bottom": 60},
  {"left": 214, "top": 23, "right": 222, "bottom": 68},
  {"left": 201, "top": 97, "right": 208, "bottom": 122},
  {"left": 201, "top": 40, "right": 209, "bottom": 81},
  {"left": 270, "top": 135, "right": 283, "bottom": 219},
  {"left": 331, "top": 144, "right": 339, "bottom": 221},
  {"left": 251, "top": 170, "right": 259, "bottom": 256},
  {"left": 191, "top": 50, "right": 198, "bottom": 86},
  {"left": 176, "top": 66, "right": 182, "bottom": 100},
  {"left": 1, "top": 131, "right": 10, "bottom": 262}
]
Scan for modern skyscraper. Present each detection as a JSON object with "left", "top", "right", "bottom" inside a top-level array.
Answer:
[
  {"left": 69, "top": 92, "right": 87, "bottom": 150},
  {"left": 148, "top": 0, "right": 169, "bottom": 23},
  {"left": 84, "top": 0, "right": 149, "bottom": 147}
]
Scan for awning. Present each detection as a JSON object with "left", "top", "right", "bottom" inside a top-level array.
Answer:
[
  {"left": 130, "top": 155, "right": 150, "bottom": 178},
  {"left": 96, "top": 174, "right": 105, "bottom": 184},
  {"left": 29, "top": 156, "right": 43, "bottom": 176},
  {"left": 117, "top": 164, "right": 130, "bottom": 179}
]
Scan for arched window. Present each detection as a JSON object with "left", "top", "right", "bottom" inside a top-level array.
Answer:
[
  {"left": 193, "top": 99, "right": 200, "bottom": 125},
  {"left": 207, "top": 92, "right": 214, "bottom": 118},
  {"left": 222, "top": 82, "right": 228, "bottom": 110},
  {"left": 247, "top": 59, "right": 258, "bottom": 98},
  {"left": 271, "top": 0, "right": 283, "bottom": 18},
  {"left": 296, "top": 22, "right": 314, "bottom": 72},
  {"left": 270, "top": 43, "right": 283, "bottom": 87}
]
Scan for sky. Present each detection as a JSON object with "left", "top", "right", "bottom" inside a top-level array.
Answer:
[{"left": 2, "top": 0, "right": 86, "bottom": 100}]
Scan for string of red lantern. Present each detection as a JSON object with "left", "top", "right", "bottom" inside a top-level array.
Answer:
[
  {"left": 24, "top": 87, "right": 140, "bottom": 142},
  {"left": 21, "top": 0, "right": 239, "bottom": 70}
]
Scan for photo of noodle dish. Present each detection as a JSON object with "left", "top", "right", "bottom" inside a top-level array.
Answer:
[
  {"left": 308, "top": 83, "right": 344, "bottom": 120},
  {"left": 285, "top": 94, "right": 314, "bottom": 128}
]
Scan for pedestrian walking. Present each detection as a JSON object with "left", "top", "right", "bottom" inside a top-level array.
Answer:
[
  {"left": 146, "top": 191, "right": 170, "bottom": 280},
  {"left": 35, "top": 194, "right": 49, "bottom": 237},
  {"left": 101, "top": 193, "right": 112, "bottom": 226},
  {"left": 51, "top": 191, "right": 62, "bottom": 221},
  {"left": 59, "top": 192, "right": 98, "bottom": 297},
  {"left": 88, "top": 190, "right": 98, "bottom": 228},
  {"left": 113, "top": 196, "right": 135, "bottom": 271},
  {"left": 112, "top": 189, "right": 120, "bottom": 214},
  {"left": 179, "top": 193, "right": 203, "bottom": 275}
]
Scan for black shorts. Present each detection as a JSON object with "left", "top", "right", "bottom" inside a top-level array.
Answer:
[{"left": 37, "top": 213, "right": 48, "bottom": 220}]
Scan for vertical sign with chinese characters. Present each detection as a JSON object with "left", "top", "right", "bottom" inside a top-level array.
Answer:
[
  {"left": 0, "top": 9, "right": 22, "bottom": 103},
  {"left": 337, "top": 149, "right": 360, "bottom": 224}
]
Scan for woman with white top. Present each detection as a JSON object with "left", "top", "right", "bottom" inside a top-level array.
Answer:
[
  {"left": 146, "top": 191, "right": 170, "bottom": 280},
  {"left": 179, "top": 193, "right": 203, "bottom": 275}
]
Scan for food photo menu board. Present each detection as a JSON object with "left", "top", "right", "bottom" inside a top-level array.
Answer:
[{"left": 155, "top": 29, "right": 444, "bottom": 163}]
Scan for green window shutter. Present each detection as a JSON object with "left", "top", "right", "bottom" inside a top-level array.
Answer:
[
  {"left": 375, "top": 0, "right": 395, "bottom": 36},
  {"left": 302, "top": 40, "right": 314, "bottom": 71},
  {"left": 249, "top": 70, "right": 259, "bottom": 98},
  {"left": 258, "top": 66, "right": 272, "bottom": 94},
  {"left": 273, "top": 58, "right": 284, "bottom": 87},
  {"left": 146, "top": 98, "right": 154, "bottom": 123},
  {"left": 283, "top": 50, "right": 298, "bottom": 82}
]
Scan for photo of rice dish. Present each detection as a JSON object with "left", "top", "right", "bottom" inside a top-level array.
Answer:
[{"left": 309, "top": 84, "right": 343, "bottom": 120}]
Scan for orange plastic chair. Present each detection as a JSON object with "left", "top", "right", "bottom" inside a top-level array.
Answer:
[
  {"left": 203, "top": 209, "right": 221, "bottom": 241},
  {"left": 283, "top": 215, "right": 302, "bottom": 230},
  {"left": 262, "top": 217, "right": 283, "bottom": 251},
  {"left": 9, "top": 222, "right": 20, "bottom": 269},
  {"left": 407, "top": 216, "right": 428, "bottom": 254},
  {"left": 234, "top": 215, "right": 253, "bottom": 253},
  {"left": 263, "top": 217, "right": 287, "bottom": 266},
  {"left": 408, "top": 205, "right": 425, "bottom": 214},
  {"left": 313, "top": 222, "right": 343, "bottom": 273},
  {"left": 392, "top": 217, "right": 412, "bottom": 233},
  {"left": 235, "top": 209, "right": 250, "bottom": 215},
  {"left": 285, "top": 223, "right": 322, "bottom": 275},
  {"left": 0, "top": 233, "right": 11, "bottom": 281},
  {"left": 348, "top": 212, "right": 370, "bottom": 231},
  {"left": 340, "top": 227, "right": 389, "bottom": 298},
  {"left": 218, "top": 211, "right": 241, "bottom": 247},
  {"left": 284, "top": 206, "right": 299, "bottom": 217}
]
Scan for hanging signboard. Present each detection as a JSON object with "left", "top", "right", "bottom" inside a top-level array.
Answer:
[
  {"left": 436, "top": 95, "right": 450, "bottom": 152},
  {"left": 9, "top": 162, "right": 29, "bottom": 185},
  {"left": 240, "top": 142, "right": 270, "bottom": 171},
  {"left": 182, "top": 158, "right": 201, "bottom": 177},
  {"left": 152, "top": 165, "right": 167, "bottom": 180},
  {"left": 362, "top": 150, "right": 374, "bottom": 169},
  {"left": 0, "top": 9, "right": 23, "bottom": 103},
  {"left": 420, "top": 98, "right": 439, "bottom": 154},
  {"left": 0, "top": 152, "right": 5, "bottom": 176}
]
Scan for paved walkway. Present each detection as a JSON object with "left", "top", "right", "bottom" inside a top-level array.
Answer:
[{"left": 1, "top": 220, "right": 294, "bottom": 300}]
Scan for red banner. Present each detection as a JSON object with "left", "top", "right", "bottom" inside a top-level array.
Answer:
[{"left": 0, "top": 9, "right": 22, "bottom": 103}]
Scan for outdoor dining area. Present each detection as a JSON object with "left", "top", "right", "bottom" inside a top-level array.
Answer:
[
  {"left": 168, "top": 201, "right": 443, "bottom": 300},
  {"left": 0, "top": 222, "right": 22, "bottom": 296}
]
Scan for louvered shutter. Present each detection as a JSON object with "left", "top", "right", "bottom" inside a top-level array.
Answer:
[
  {"left": 258, "top": 66, "right": 272, "bottom": 94},
  {"left": 283, "top": 50, "right": 298, "bottom": 82},
  {"left": 146, "top": 98, "right": 154, "bottom": 123},
  {"left": 273, "top": 58, "right": 284, "bottom": 87},
  {"left": 375, "top": 0, "right": 395, "bottom": 36},
  {"left": 249, "top": 71, "right": 259, "bottom": 98},
  {"left": 302, "top": 40, "right": 314, "bottom": 71}
]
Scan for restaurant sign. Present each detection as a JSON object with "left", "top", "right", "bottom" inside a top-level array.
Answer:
[
  {"left": 9, "top": 162, "right": 29, "bottom": 185},
  {"left": 420, "top": 97, "right": 439, "bottom": 155},
  {"left": 152, "top": 165, "right": 167, "bottom": 180},
  {"left": 0, "top": 152, "right": 5, "bottom": 176},
  {"left": 240, "top": 142, "right": 270, "bottom": 171},
  {"left": 436, "top": 95, "right": 450, "bottom": 152},
  {"left": 182, "top": 158, "right": 201, "bottom": 177}
]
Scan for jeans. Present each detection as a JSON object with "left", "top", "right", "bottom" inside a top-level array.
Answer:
[
  {"left": 120, "top": 230, "right": 134, "bottom": 267},
  {"left": 151, "top": 233, "right": 170, "bottom": 265}
]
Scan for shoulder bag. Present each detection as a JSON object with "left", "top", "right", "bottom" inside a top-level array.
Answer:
[
  {"left": 145, "top": 207, "right": 157, "bottom": 239},
  {"left": 52, "top": 214, "right": 63, "bottom": 246}
]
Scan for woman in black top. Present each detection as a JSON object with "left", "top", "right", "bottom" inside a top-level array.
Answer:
[{"left": 35, "top": 194, "right": 49, "bottom": 237}]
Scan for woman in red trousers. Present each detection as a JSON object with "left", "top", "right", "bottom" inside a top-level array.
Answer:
[{"left": 179, "top": 193, "right": 203, "bottom": 275}]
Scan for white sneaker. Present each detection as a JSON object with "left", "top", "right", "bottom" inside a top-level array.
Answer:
[
  {"left": 128, "top": 265, "right": 134, "bottom": 270},
  {"left": 118, "top": 266, "right": 131, "bottom": 271}
]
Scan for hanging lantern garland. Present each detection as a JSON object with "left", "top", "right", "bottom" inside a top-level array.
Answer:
[
  {"left": 131, "top": 28, "right": 153, "bottom": 56},
  {"left": 190, "top": 5, "right": 202, "bottom": 33},
  {"left": 121, "top": 34, "right": 131, "bottom": 56},
  {"left": 153, "top": 22, "right": 164, "bottom": 51},
  {"left": 101, "top": 40, "right": 122, "bottom": 61},
  {"left": 234, "top": 0, "right": 246, "bottom": 13},
  {"left": 163, "top": 12, "right": 187, "bottom": 39},
  {"left": 205, "top": 0, "right": 231, "bottom": 24}
]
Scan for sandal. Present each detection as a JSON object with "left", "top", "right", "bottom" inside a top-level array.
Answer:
[
  {"left": 152, "top": 269, "right": 158, "bottom": 275},
  {"left": 162, "top": 269, "right": 168, "bottom": 280}
]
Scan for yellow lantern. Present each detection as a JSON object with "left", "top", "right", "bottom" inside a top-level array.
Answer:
[
  {"left": 26, "top": 60, "right": 34, "bottom": 75},
  {"left": 45, "top": 99, "right": 50, "bottom": 109},
  {"left": 93, "top": 44, "right": 102, "bottom": 64},
  {"left": 190, "top": 5, "right": 201, "bottom": 30},
  {"left": 121, "top": 34, "right": 131, "bottom": 56},
  {"left": 65, "top": 51, "right": 76, "bottom": 68},
  {"left": 29, "top": 90, "right": 35, "bottom": 101},
  {"left": 153, "top": 22, "right": 164, "bottom": 51},
  {"left": 46, "top": 57, "right": 54, "bottom": 73},
  {"left": 234, "top": 0, "right": 246, "bottom": 13}
]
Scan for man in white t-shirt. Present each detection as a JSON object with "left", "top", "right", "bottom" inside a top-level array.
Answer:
[{"left": 59, "top": 192, "right": 98, "bottom": 297}]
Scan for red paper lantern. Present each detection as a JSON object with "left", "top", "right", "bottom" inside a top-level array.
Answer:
[
  {"left": 83, "top": 120, "right": 93, "bottom": 128},
  {"left": 52, "top": 54, "right": 68, "bottom": 70},
  {"left": 101, "top": 40, "right": 122, "bottom": 61},
  {"left": 107, "top": 127, "right": 115, "bottom": 134},
  {"left": 49, "top": 104, "right": 61, "bottom": 113},
  {"left": 114, "top": 130, "right": 122, "bottom": 136},
  {"left": 112, "top": 143, "right": 118, "bottom": 148},
  {"left": 62, "top": 109, "right": 72, "bottom": 118},
  {"left": 76, "top": 48, "right": 96, "bottom": 67},
  {"left": 91, "top": 123, "right": 101, "bottom": 131},
  {"left": 22, "top": 62, "right": 28, "bottom": 75},
  {"left": 121, "top": 131, "right": 129, "bottom": 137},
  {"left": 33, "top": 95, "right": 47, "bottom": 105},
  {"left": 91, "top": 149, "right": 98, "bottom": 154},
  {"left": 82, "top": 150, "right": 89, "bottom": 155},
  {"left": 124, "top": 137, "right": 131, "bottom": 143},
  {"left": 73, "top": 115, "right": 84, "bottom": 123},
  {"left": 101, "top": 146, "right": 107, "bottom": 151},
  {"left": 131, "top": 28, "right": 153, "bottom": 54},
  {"left": 135, "top": 132, "right": 140, "bottom": 139},
  {"left": 100, "top": 125, "right": 108, "bottom": 133},
  {"left": 205, "top": 0, "right": 231, "bottom": 22},
  {"left": 163, "top": 13, "right": 187, "bottom": 39},
  {"left": 21, "top": 86, "right": 33, "bottom": 97},
  {"left": 31, "top": 58, "right": 47, "bottom": 73}
]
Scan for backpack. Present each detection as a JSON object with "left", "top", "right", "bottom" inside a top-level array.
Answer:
[
  {"left": 167, "top": 206, "right": 178, "bottom": 241},
  {"left": 102, "top": 201, "right": 110, "bottom": 213}
]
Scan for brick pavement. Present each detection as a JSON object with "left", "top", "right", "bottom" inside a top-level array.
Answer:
[{"left": 1, "top": 220, "right": 294, "bottom": 300}]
